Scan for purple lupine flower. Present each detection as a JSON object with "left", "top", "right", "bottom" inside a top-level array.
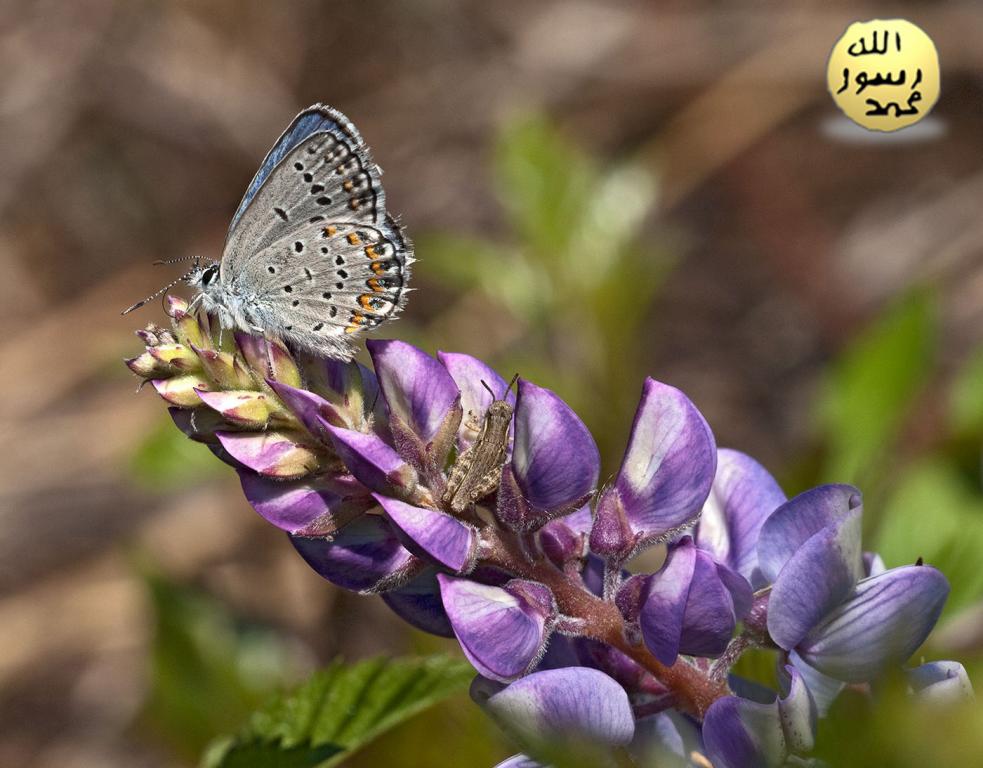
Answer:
[
  {"left": 591, "top": 379, "right": 716, "bottom": 563},
  {"left": 473, "top": 667, "right": 635, "bottom": 751},
  {"left": 906, "top": 660, "right": 974, "bottom": 704},
  {"left": 626, "top": 536, "right": 753, "bottom": 665},
  {"left": 126, "top": 305, "right": 965, "bottom": 767},
  {"left": 759, "top": 485, "right": 949, "bottom": 683},
  {"left": 695, "top": 448, "right": 787, "bottom": 589},
  {"left": 703, "top": 665, "right": 817, "bottom": 768},
  {"left": 499, "top": 379, "right": 600, "bottom": 531},
  {"left": 439, "top": 575, "right": 556, "bottom": 683}
]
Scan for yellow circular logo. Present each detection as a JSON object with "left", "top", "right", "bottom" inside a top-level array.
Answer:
[{"left": 827, "top": 19, "right": 940, "bottom": 132}]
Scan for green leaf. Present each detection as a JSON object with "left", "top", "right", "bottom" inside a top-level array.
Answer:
[
  {"left": 818, "top": 289, "right": 936, "bottom": 486},
  {"left": 205, "top": 655, "right": 475, "bottom": 768},
  {"left": 874, "top": 459, "right": 983, "bottom": 619}
]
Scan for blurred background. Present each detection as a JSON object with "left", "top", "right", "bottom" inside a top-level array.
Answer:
[{"left": 3, "top": 1, "right": 983, "bottom": 765}]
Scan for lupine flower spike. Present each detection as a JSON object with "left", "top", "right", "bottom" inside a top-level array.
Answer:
[{"left": 127, "top": 307, "right": 967, "bottom": 767}]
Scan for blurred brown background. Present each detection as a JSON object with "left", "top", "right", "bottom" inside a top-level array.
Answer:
[{"left": 3, "top": 1, "right": 983, "bottom": 766}]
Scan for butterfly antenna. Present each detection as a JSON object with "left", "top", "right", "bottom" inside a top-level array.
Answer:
[
  {"left": 506, "top": 373, "right": 519, "bottom": 394},
  {"left": 121, "top": 263, "right": 199, "bottom": 315},
  {"left": 153, "top": 255, "right": 202, "bottom": 266}
]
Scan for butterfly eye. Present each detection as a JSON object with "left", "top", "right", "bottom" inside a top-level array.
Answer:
[{"left": 201, "top": 265, "right": 219, "bottom": 286}]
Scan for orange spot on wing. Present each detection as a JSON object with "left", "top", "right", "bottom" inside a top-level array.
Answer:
[
  {"left": 365, "top": 245, "right": 378, "bottom": 258},
  {"left": 371, "top": 261, "right": 386, "bottom": 275},
  {"left": 324, "top": 225, "right": 338, "bottom": 236},
  {"left": 347, "top": 233, "right": 361, "bottom": 245},
  {"left": 345, "top": 313, "right": 366, "bottom": 333},
  {"left": 367, "top": 278, "right": 384, "bottom": 292}
]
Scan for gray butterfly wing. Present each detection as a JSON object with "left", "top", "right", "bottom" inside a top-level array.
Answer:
[
  {"left": 235, "top": 216, "right": 411, "bottom": 360},
  {"left": 222, "top": 105, "right": 385, "bottom": 278}
]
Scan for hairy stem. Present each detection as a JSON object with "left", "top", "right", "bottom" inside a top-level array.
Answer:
[{"left": 481, "top": 526, "right": 730, "bottom": 719}]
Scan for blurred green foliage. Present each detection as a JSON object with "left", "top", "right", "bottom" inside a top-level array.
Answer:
[
  {"left": 816, "top": 670, "right": 983, "bottom": 768},
  {"left": 950, "top": 342, "right": 983, "bottom": 436},
  {"left": 876, "top": 460, "right": 983, "bottom": 618},
  {"left": 816, "top": 289, "right": 935, "bottom": 490},
  {"left": 420, "top": 115, "right": 672, "bottom": 460},
  {"left": 141, "top": 566, "right": 304, "bottom": 761},
  {"left": 131, "top": 415, "right": 224, "bottom": 490}
]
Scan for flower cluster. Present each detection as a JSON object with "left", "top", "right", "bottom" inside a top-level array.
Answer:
[{"left": 127, "top": 299, "right": 969, "bottom": 767}]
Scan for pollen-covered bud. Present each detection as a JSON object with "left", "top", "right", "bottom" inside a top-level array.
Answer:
[
  {"left": 152, "top": 374, "right": 212, "bottom": 407},
  {"left": 125, "top": 351, "right": 173, "bottom": 379},
  {"left": 196, "top": 389, "right": 276, "bottom": 429},
  {"left": 235, "top": 332, "right": 302, "bottom": 388},
  {"left": 148, "top": 343, "right": 201, "bottom": 372},
  {"left": 192, "top": 346, "right": 254, "bottom": 390}
]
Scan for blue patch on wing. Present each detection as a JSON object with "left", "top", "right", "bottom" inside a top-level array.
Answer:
[{"left": 227, "top": 106, "right": 362, "bottom": 237}]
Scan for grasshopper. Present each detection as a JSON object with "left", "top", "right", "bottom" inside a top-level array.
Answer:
[{"left": 442, "top": 374, "right": 518, "bottom": 513}]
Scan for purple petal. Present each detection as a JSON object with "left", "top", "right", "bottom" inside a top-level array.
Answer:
[
  {"left": 610, "top": 379, "right": 717, "bottom": 543},
  {"left": 290, "top": 514, "right": 419, "bottom": 593},
  {"left": 797, "top": 565, "right": 949, "bottom": 682},
  {"left": 639, "top": 541, "right": 696, "bottom": 665},
  {"left": 216, "top": 431, "right": 318, "bottom": 479},
  {"left": 324, "top": 424, "right": 417, "bottom": 494},
  {"left": 702, "top": 696, "right": 786, "bottom": 768},
  {"left": 267, "top": 380, "right": 345, "bottom": 439},
  {"left": 511, "top": 379, "right": 599, "bottom": 511},
  {"left": 787, "top": 651, "right": 844, "bottom": 717},
  {"left": 438, "top": 575, "right": 553, "bottom": 682},
  {"left": 239, "top": 471, "right": 371, "bottom": 535},
  {"left": 381, "top": 568, "right": 454, "bottom": 638},
  {"left": 367, "top": 340, "right": 460, "bottom": 442},
  {"left": 697, "top": 449, "right": 786, "bottom": 587},
  {"left": 717, "top": 562, "right": 754, "bottom": 622},
  {"left": 766, "top": 503, "right": 864, "bottom": 650},
  {"left": 485, "top": 667, "right": 635, "bottom": 745},
  {"left": 864, "top": 551, "right": 887, "bottom": 577},
  {"left": 678, "top": 549, "right": 746, "bottom": 658},
  {"left": 758, "top": 484, "right": 864, "bottom": 586},
  {"left": 777, "top": 665, "right": 816, "bottom": 754},
  {"left": 906, "top": 661, "right": 974, "bottom": 704},
  {"left": 539, "top": 504, "right": 591, "bottom": 567},
  {"left": 438, "top": 351, "right": 514, "bottom": 447},
  {"left": 493, "top": 757, "right": 543, "bottom": 768},
  {"left": 374, "top": 494, "right": 477, "bottom": 573}
]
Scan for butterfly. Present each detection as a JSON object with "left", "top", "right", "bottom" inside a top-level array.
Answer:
[{"left": 125, "top": 104, "right": 412, "bottom": 361}]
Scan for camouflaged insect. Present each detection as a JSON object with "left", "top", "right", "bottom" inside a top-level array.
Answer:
[{"left": 442, "top": 376, "right": 518, "bottom": 513}]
